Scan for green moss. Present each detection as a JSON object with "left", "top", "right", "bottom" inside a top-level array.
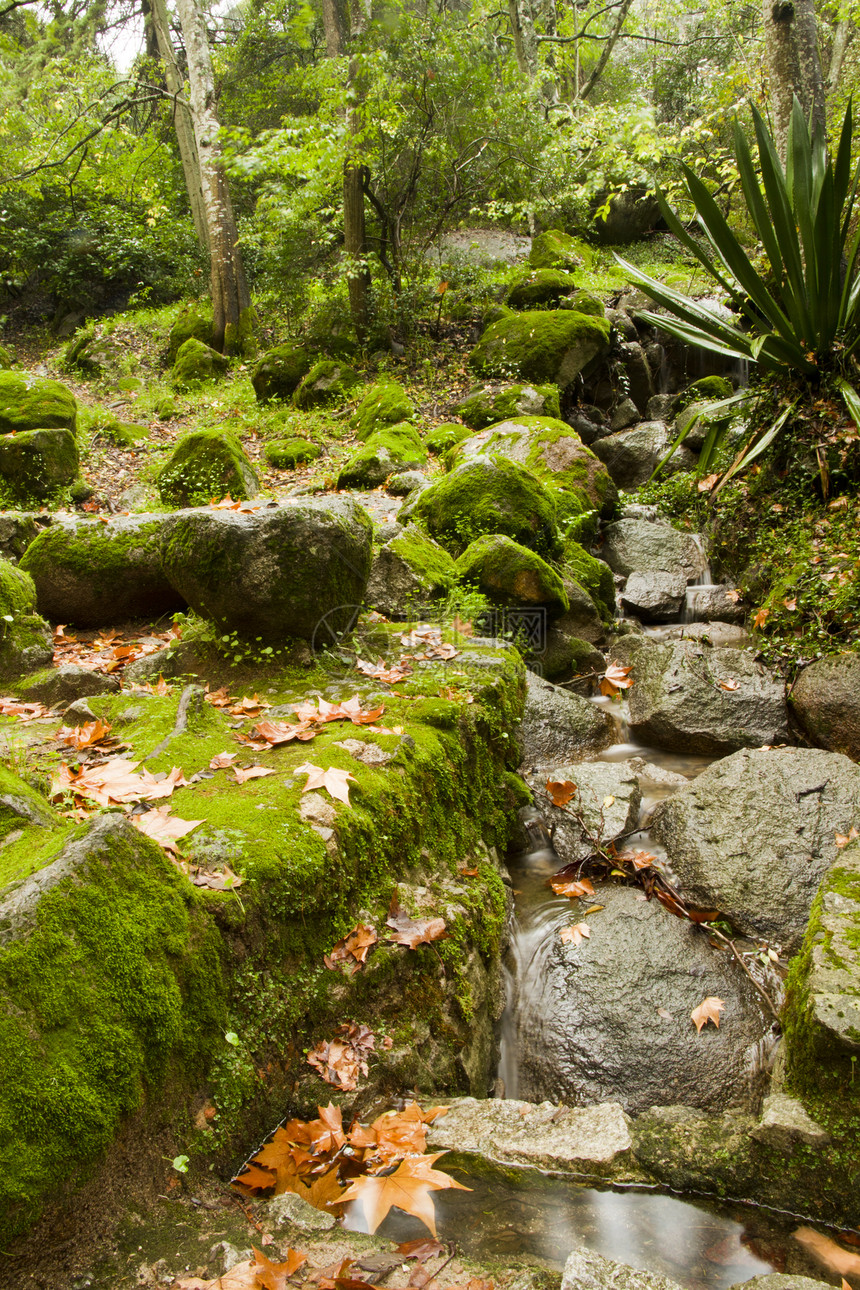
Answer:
[
  {"left": 292, "top": 360, "right": 360, "bottom": 411},
  {"left": 388, "top": 528, "right": 457, "bottom": 590},
  {"left": 223, "top": 305, "right": 256, "bottom": 359},
  {"left": 456, "top": 384, "right": 560, "bottom": 431},
  {"left": 425, "top": 423, "right": 470, "bottom": 455},
  {"left": 157, "top": 429, "right": 259, "bottom": 506},
  {"left": 0, "top": 371, "right": 77, "bottom": 436},
  {"left": 529, "top": 229, "right": 591, "bottom": 271},
  {"left": 0, "top": 346, "right": 12, "bottom": 370},
  {"left": 455, "top": 534, "right": 569, "bottom": 616},
  {"left": 562, "top": 538, "right": 616, "bottom": 619},
  {"left": 350, "top": 381, "right": 415, "bottom": 441},
  {"left": 171, "top": 338, "right": 229, "bottom": 389},
  {"left": 167, "top": 304, "right": 215, "bottom": 365},
  {"left": 469, "top": 310, "right": 611, "bottom": 386},
  {"left": 251, "top": 342, "right": 314, "bottom": 404},
  {"left": 337, "top": 423, "right": 427, "bottom": 489},
  {"left": 566, "top": 290, "right": 605, "bottom": 317},
  {"left": 0, "top": 428, "right": 79, "bottom": 504},
  {"left": 506, "top": 269, "right": 578, "bottom": 309},
  {"left": 675, "top": 376, "right": 733, "bottom": 411},
  {"left": 264, "top": 437, "right": 322, "bottom": 469}
]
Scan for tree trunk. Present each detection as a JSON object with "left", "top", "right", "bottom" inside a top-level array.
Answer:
[
  {"left": 320, "top": 0, "right": 346, "bottom": 56},
  {"left": 343, "top": 0, "right": 371, "bottom": 339},
  {"left": 148, "top": 0, "right": 208, "bottom": 250},
  {"left": 578, "top": 0, "right": 634, "bottom": 100},
  {"left": 762, "top": 0, "right": 826, "bottom": 157},
  {"left": 508, "top": 0, "right": 539, "bottom": 79},
  {"left": 174, "top": 0, "right": 252, "bottom": 354},
  {"left": 827, "top": 16, "right": 852, "bottom": 92}
]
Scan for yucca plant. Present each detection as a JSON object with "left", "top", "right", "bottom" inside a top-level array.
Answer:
[{"left": 616, "top": 98, "right": 860, "bottom": 489}]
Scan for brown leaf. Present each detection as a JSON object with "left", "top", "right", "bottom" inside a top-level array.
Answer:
[
  {"left": 233, "top": 765, "right": 277, "bottom": 785},
  {"left": 718, "top": 678, "right": 740, "bottom": 692},
  {"left": 188, "top": 864, "right": 244, "bottom": 891},
  {"left": 209, "top": 751, "right": 238, "bottom": 769},
  {"left": 52, "top": 758, "right": 187, "bottom": 808},
  {"left": 0, "top": 696, "right": 55, "bottom": 721},
  {"left": 395, "top": 1239, "right": 447, "bottom": 1262},
  {"left": 130, "top": 806, "right": 204, "bottom": 854},
  {"left": 296, "top": 762, "right": 358, "bottom": 806},
  {"left": 600, "top": 662, "right": 633, "bottom": 697},
  {"left": 753, "top": 606, "right": 770, "bottom": 630},
  {"left": 545, "top": 778, "right": 576, "bottom": 807},
  {"left": 55, "top": 719, "right": 113, "bottom": 749},
  {"left": 559, "top": 922, "right": 590, "bottom": 946},
  {"left": 835, "top": 827, "right": 859, "bottom": 848},
  {"left": 549, "top": 875, "right": 595, "bottom": 899},
  {"left": 615, "top": 849, "right": 657, "bottom": 871},
  {"left": 691, "top": 996, "right": 725, "bottom": 1033},
  {"left": 340, "top": 1153, "right": 470, "bottom": 1237},
  {"left": 794, "top": 1228, "right": 860, "bottom": 1278},
  {"left": 251, "top": 1245, "right": 307, "bottom": 1290},
  {"left": 325, "top": 923, "right": 378, "bottom": 972},
  {"left": 386, "top": 896, "right": 448, "bottom": 949}
]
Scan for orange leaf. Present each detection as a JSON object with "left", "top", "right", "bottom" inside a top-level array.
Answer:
[
  {"left": 835, "top": 827, "right": 859, "bottom": 848},
  {"left": 296, "top": 762, "right": 358, "bottom": 806},
  {"left": 546, "top": 778, "right": 576, "bottom": 807},
  {"left": 600, "top": 662, "right": 633, "bottom": 697},
  {"left": 130, "top": 806, "right": 204, "bottom": 854},
  {"left": 386, "top": 896, "right": 447, "bottom": 949},
  {"left": 691, "top": 996, "right": 725, "bottom": 1033},
  {"left": 549, "top": 874, "right": 595, "bottom": 899},
  {"left": 560, "top": 922, "right": 590, "bottom": 946},
  {"left": 615, "top": 849, "right": 657, "bottom": 871},
  {"left": 233, "top": 765, "right": 276, "bottom": 785},
  {"left": 340, "top": 1153, "right": 470, "bottom": 1237},
  {"left": 753, "top": 606, "right": 770, "bottom": 630}
]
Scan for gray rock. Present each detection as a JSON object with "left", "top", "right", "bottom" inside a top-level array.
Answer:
[
  {"left": 427, "top": 1097, "right": 633, "bottom": 1176},
  {"left": 62, "top": 698, "right": 97, "bottom": 723},
  {"left": 264, "top": 1191, "right": 336, "bottom": 1231},
  {"left": 517, "top": 673, "right": 615, "bottom": 767},
  {"left": 515, "top": 884, "right": 777, "bottom": 1114},
  {"left": 734, "top": 1279, "right": 834, "bottom": 1290},
  {"left": 527, "top": 761, "right": 641, "bottom": 863},
  {"left": 609, "top": 398, "right": 639, "bottom": 432},
  {"left": 555, "top": 579, "right": 607, "bottom": 646},
  {"left": 791, "top": 652, "right": 860, "bottom": 762},
  {"left": 365, "top": 530, "right": 455, "bottom": 619},
  {"left": 647, "top": 394, "right": 675, "bottom": 421},
  {"left": 600, "top": 519, "right": 705, "bottom": 581},
  {"left": 386, "top": 470, "right": 428, "bottom": 495},
  {"left": 606, "top": 309, "right": 638, "bottom": 342},
  {"left": 612, "top": 341, "right": 654, "bottom": 413},
  {"left": 651, "top": 747, "right": 860, "bottom": 950},
  {"left": 562, "top": 1245, "right": 683, "bottom": 1290},
  {"left": 592, "top": 422, "right": 696, "bottom": 490},
  {"left": 160, "top": 497, "right": 373, "bottom": 644},
  {"left": 751, "top": 1093, "right": 830, "bottom": 1149},
  {"left": 16, "top": 664, "right": 120, "bottom": 706},
  {"left": 683, "top": 583, "right": 745, "bottom": 623},
  {"left": 617, "top": 639, "right": 789, "bottom": 756},
  {"left": 660, "top": 621, "right": 751, "bottom": 648},
  {"left": 621, "top": 571, "right": 686, "bottom": 623},
  {"left": 0, "top": 512, "right": 42, "bottom": 562}
]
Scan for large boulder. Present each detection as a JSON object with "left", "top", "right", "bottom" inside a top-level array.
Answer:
[
  {"left": 592, "top": 421, "right": 697, "bottom": 490},
  {"left": 0, "top": 371, "right": 77, "bottom": 436},
  {"left": 616, "top": 637, "right": 789, "bottom": 756},
  {"left": 156, "top": 429, "right": 259, "bottom": 506},
  {"left": 292, "top": 360, "right": 360, "bottom": 410},
  {"left": 600, "top": 518, "right": 705, "bottom": 581},
  {"left": 0, "top": 429, "right": 79, "bottom": 501},
  {"left": 546, "top": 579, "right": 606, "bottom": 649},
  {"left": 561, "top": 541, "right": 616, "bottom": 620},
  {"left": 529, "top": 761, "right": 641, "bottom": 864},
  {"left": 469, "top": 311, "right": 611, "bottom": 388},
  {"left": 455, "top": 535, "right": 569, "bottom": 617},
  {"left": 517, "top": 672, "right": 614, "bottom": 767},
  {"left": 621, "top": 571, "right": 686, "bottom": 623},
  {"left": 515, "top": 883, "right": 777, "bottom": 1113},
  {"left": 337, "top": 424, "right": 427, "bottom": 489},
  {"left": 652, "top": 747, "right": 860, "bottom": 950},
  {"left": 167, "top": 304, "right": 215, "bottom": 364},
  {"left": 170, "top": 338, "right": 229, "bottom": 388},
  {"left": 0, "top": 561, "right": 52, "bottom": 679},
  {"left": 528, "top": 229, "right": 587, "bottom": 271},
  {"left": 408, "top": 454, "right": 560, "bottom": 558},
  {"left": 19, "top": 514, "right": 185, "bottom": 626},
  {"left": 159, "top": 497, "right": 373, "bottom": 643},
  {"left": 447, "top": 416, "right": 617, "bottom": 523},
  {"left": 365, "top": 529, "right": 456, "bottom": 619},
  {"left": 349, "top": 381, "right": 414, "bottom": 441},
  {"left": 506, "top": 268, "right": 578, "bottom": 309},
  {"left": 683, "top": 583, "right": 744, "bottom": 623},
  {"left": 455, "top": 383, "right": 560, "bottom": 431},
  {"left": 790, "top": 653, "right": 860, "bottom": 762},
  {"left": 251, "top": 342, "right": 313, "bottom": 403}
]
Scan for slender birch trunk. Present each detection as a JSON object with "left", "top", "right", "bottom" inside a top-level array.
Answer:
[
  {"left": 762, "top": 0, "right": 826, "bottom": 158},
  {"left": 148, "top": 0, "right": 208, "bottom": 250}
]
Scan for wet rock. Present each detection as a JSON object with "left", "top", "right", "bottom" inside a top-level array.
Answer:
[
  {"left": 592, "top": 422, "right": 696, "bottom": 490},
  {"left": 516, "top": 884, "right": 777, "bottom": 1114},
  {"left": 751, "top": 1093, "right": 830, "bottom": 1150},
  {"left": 600, "top": 519, "right": 704, "bottom": 581},
  {"left": 609, "top": 397, "right": 639, "bottom": 432},
  {"left": 736, "top": 1279, "right": 833, "bottom": 1290},
  {"left": 527, "top": 761, "right": 641, "bottom": 863},
  {"left": 264, "top": 1192, "right": 336, "bottom": 1232},
  {"left": 620, "top": 571, "right": 686, "bottom": 623},
  {"left": 683, "top": 583, "right": 744, "bottom": 624},
  {"left": 160, "top": 497, "right": 373, "bottom": 643},
  {"left": 616, "top": 638, "right": 789, "bottom": 756},
  {"left": 517, "top": 673, "right": 614, "bottom": 767},
  {"left": 791, "top": 652, "right": 860, "bottom": 762},
  {"left": 16, "top": 664, "right": 120, "bottom": 706},
  {"left": 562, "top": 1245, "right": 682, "bottom": 1290},
  {"left": 612, "top": 341, "right": 654, "bottom": 414},
  {"left": 651, "top": 747, "right": 860, "bottom": 950},
  {"left": 537, "top": 634, "right": 604, "bottom": 684},
  {"left": 426, "top": 1097, "right": 634, "bottom": 1177}
]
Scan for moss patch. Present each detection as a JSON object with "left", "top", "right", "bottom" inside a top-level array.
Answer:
[
  {"left": 251, "top": 342, "right": 314, "bottom": 403},
  {"left": 171, "top": 339, "right": 229, "bottom": 389},
  {"left": 456, "top": 384, "right": 560, "bottom": 431},
  {"left": 264, "top": 437, "right": 322, "bottom": 469},
  {"left": 293, "top": 361, "right": 360, "bottom": 411},
  {"left": 561, "top": 538, "right": 616, "bottom": 619},
  {"left": 469, "top": 310, "right": 611, "bottom": 387},
  {"left": 337, "top": 423, "right": 427, "bottom": 489},
  {"left": 350, "top": 381, "right": 415, "bottom": 442},
  {"left": 455, "top": 534, "right": 569, "bottom": 616},
  {"left": 0, "top": 371, "right": 77, "bottom": 436},
  {"left": 157, "top": 429, "right": 259, "bottom": 506}
]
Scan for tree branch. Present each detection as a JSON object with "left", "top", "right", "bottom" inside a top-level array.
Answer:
[{"left": 579, "top": 0, "right": 633, "bottom": 98}]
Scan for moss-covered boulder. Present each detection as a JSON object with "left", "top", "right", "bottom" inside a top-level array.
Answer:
[
  {"left": 0, "top": 512, "right": 41, "bottom": 563},
  {"left": 0, "top": 346, "right": 12, "bottom": 370},
  {"left": 171, "top": 338, "right": 229, "bottom": 388},
  {"left": 506, "top": 269, "right": 578, "bottom": 310},
  {"left": 366, "top": 528, "right": 456, "bottom": 618},
  {"left": 292, "top": 360, "right": 360, "bottom": 411},
  {"left": 469, "top": 310, "right": 611, "bottom": 388},
  {"left": 408, "top": 454, "right": 560, "bottom": 558},
  {"left": 0, "top": 561, "right": 52, "bottom": 679},
  {"left": 562, "top": 538, "right": 616, "bottom": 619},
  {"left": 167, "top": 303, "right": 216, "bottom": 364},
  {"left": 337, "top": 424, "right": 427, "bottom": 490},
  {"left": 0, "top": 763, "right": 58, "bottom": 841},
  {"left": 350, "top": 381, "right": 415, "bottom": 441},
  {"left": 159, "top": 497, "right": 373, "bottom": 643},
  {"left": 264, "top": 438, "right": 322, "bottom": 469},
  {"left": 455, "top": 535, "right": 569, "bottom": 617},
  {"left": 425, "top": 423, "right": 470, "bottom": 455},
  {"left": 528, "top": 229, "right": 589, "bottom": 271},
  {"left": 455, "top": 383, "right": 560, "bottom": 431},
  {"left": 93, "top": 418, "right": 150, "bottom": 449},
  {"left": 0, "top": 429, "right": 79, "bottom": 503},
  {"left": 537, "top": 633, "right": 605, "bottom": 683},
  {"left": 675, "top": 375, "right": 733, "bottom": 411},
  {"left": 251, "top": 342, "right": 314, "bottom": 404},
  {"left": 61, "top": 326, "right": 117, "bottom": 377},
  {"left": 19, "top": 514, "right": 185, "bottom": 626},
  {"left": 565, "top": 290, "right": 605, "bottom": 317},
  {"left": 0, "top": 371, "right": 77, "bottom": 436},
  {"left": 157, "top": 429, "right": 259, "bottom": 507},
  {"left": 447, "top": 416, "right": 617, "bottom": 523}
]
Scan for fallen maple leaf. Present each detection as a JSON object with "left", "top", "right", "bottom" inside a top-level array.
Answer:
[
  {"left": 549, "top": 874, "right": 595, "bottom": 899},
  {"left": 691, "top": 996, "right": 725, "bottom": 1033},
  {"left": 560, "top": 922, "right": 590, "bottom": 946},
  {"left": 396, "top": 1239, "right": 446, "bottom": 1261},
  {"left": 725, "top": 589, "right": 742, "bottom": 603},
  {"left": 131, "top": 806, "right": 204, "bottom": 854},
  {"left": 296, "top": 762, "right": 358, "bottom": 806},
  {"left": 697, "top": 473, "right": 720, "bottom": 492},
  {"left": 386, "top": 896, "right": 448, "bottom": 949},
  {"left": 615, "top": 849, "right": 657, "bottom": 871},
  {"left": 753, "top": 605, "right": 770, "bottom": 630},
  {"left": 55, "top": 719, "right": 113, "bottom": 749},
  {"left": 325, "top": 923, "right": 378, "bottom": 972},
  {"left": 340, "top": 1152, "right": 470, "bottom": 1236},
  {"left": 52, "top": 758, "right": 187, "bottom": 807},
  {"left": 835, "top": 827, "right": 859, "bottom": 848},
  {"left": 210, "top": 751, "right": 238, "bottom": 769},
  {"left": 718, "top": 678, "right": 740, "bottom": 692},
  {"left": 187, "top": 864, "right": 244, "bottom": 891},
  {"left": 233, "top": 765, "right": 277, "bottom": 785},
  {"left": 0, "top": 696, "right": 54, "bottom": 721},
  {"left": 546, "top": 778, "right": 576, "bottom": 807},
  {"left": 600, "top": 662, "right": 633, "bottom": 698}
]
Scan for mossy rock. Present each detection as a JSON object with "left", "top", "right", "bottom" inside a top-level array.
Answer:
[
  {"left": 537, "top": 633, "right": 605, "bottom": 682},
  {"left": 92, "top": 417, "right": 150, "bottom": 448},
  {"left": 408, "top": 454, "right": 560, "bottom": 559},
  {"left": 0, "top": 761, "right": 58, "bottom": 841},
  {"left": 292, "top": 360, "right": 361, "bottom": 411},
  {"left": 350, "top": 381, "right": 414, "bottom": 441},
  {"left": 506, "top": 269, "right": 578, "bottom": 310},
  {"left": 19, "top": 514, "right": 185, "bottom": 626},
  {"left": 167, "top": 303, "right": 216, "bottom": 364},
  {"left": 447, "top": 416, "right": 617, "bottom": 523},
  {"left": 154, "top": 396, "right": 177, "bottom": 420},
  {"left": 61, "top": 326, "right": 114, "bottom": 377},
  {"left": 455, "top": 534, "right": 569, "bottom": 617},
  {"left": 251, "top": 342, "right": 314, "bottom": 404},
  {"left": 337, "top": 423, "right": 427, "bottom": 490},
  {"left": 564, "top": 290, "right": 605, "bottom": 317},
  {"left": 528, "top": 229, "right": 592, "bottom": 271},
  {"left": 0, "top": 428, "right": 79, "bottom": 503},
  {"left": 366, "top": 528, "right": 457, "bottom": 617},
  {"left": 675, "top": 375, "right": 733, "bottom": 412},
  {"left": 0, "top": 346, "right": 12, "bottom": 370},
  {"left": 425, "top": 423, "right": 471, "bottom": 455},
  {"left": 265, "top": 438, "right": 322, "bottom": 469},
  {"left": 561, "top": 539, "right": 616, "bottom": 620},
  {"left": 0, "top": 560, "right": 53, "bottom": 679},
  {"left": 0, "top": 371, "right": 77, "bottom": 436},
  {"left": 171, "top": 338, "right": 229, "bottom": 389},
  {"left": 455, "top": 383, "right": 560, "bottom": 431},
  {"left": 482, "top": 303, "right": 514, "bottom": 328},
  {"left": 469, "top": 310, "right": 611, "bottom": 388},
  {"left": 157, "top": 429, "right": 259, "bottom": 507}
]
